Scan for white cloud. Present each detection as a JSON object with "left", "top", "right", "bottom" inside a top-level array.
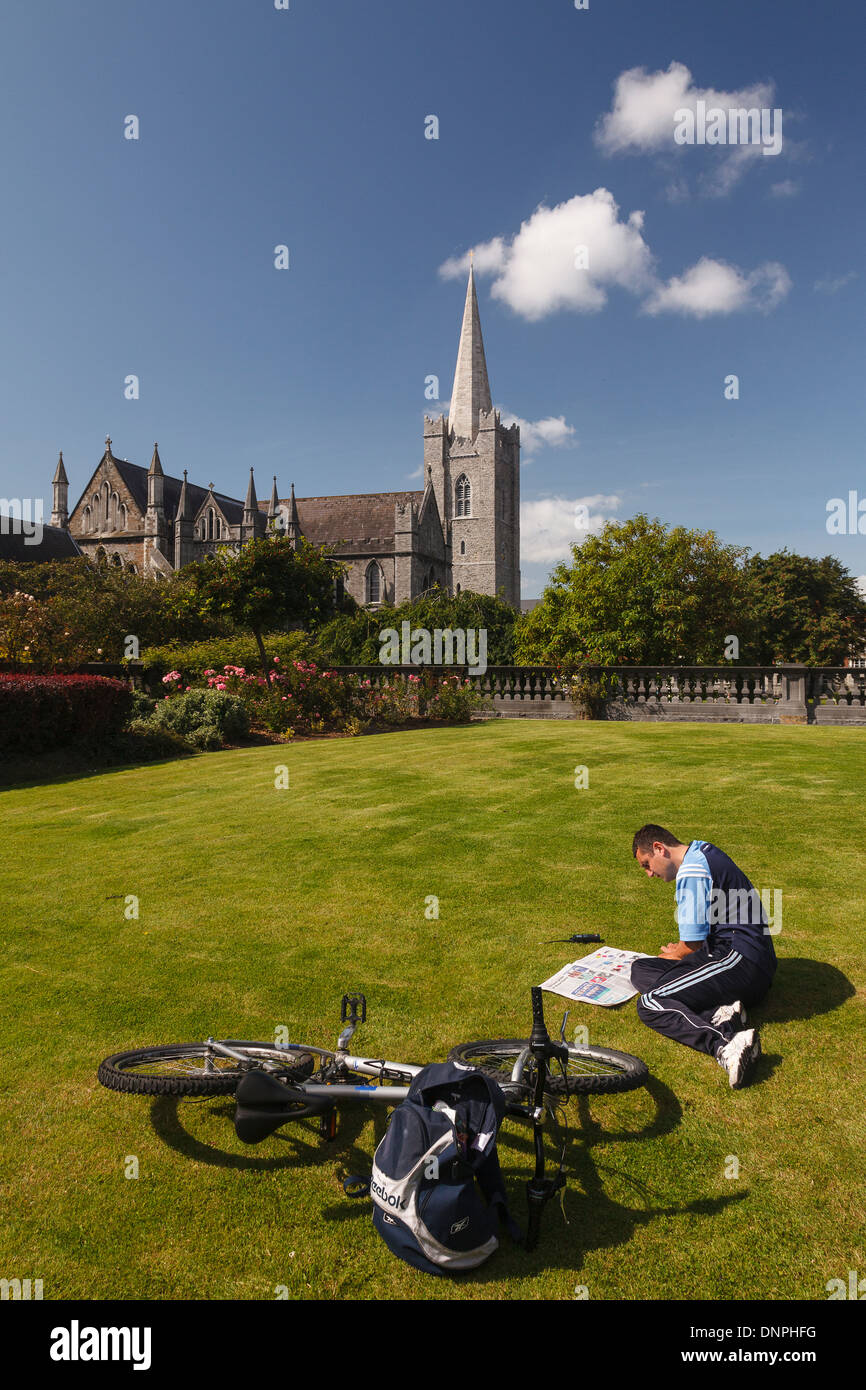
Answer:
[
  {"left": 520, "top": 494, "right": 620, "bottom": 565},
  {"left": 642, "top": 257, "right": 792, "bottom": 318},
  {"left": 770, "top": 178, "right": 801, "bottom": 197},
  {"left": 814, "top": 271, "right": 858, "bottom": 295},
  {"left": 700, "top": 144, "right": 766, "bottom": 197},
  {"left": 497, "top": 407, "right": 576, "bottom": 457},
  {"left": 440, "top": 189, "right": 654, "bottom": 320},
  {"left": 594, "top": 60, "right": 775, "bottom": 156},
  {"left": 440, "top": 196, "right": 791, "bottom": 322}
]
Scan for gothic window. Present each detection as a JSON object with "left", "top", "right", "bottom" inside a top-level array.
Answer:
[
  {"left": 111, "top": 552, "right": 122, "bottom": 567},
  {"left": 92, "top": 494, "right": 100, "bottom": 530},
  {"left": 207, "top": 508, "right": 214, "bottom": 540},
  {"left": 83, "top": 506, "right": 92, "bottom": 531},
  {"left": 366, "top": 561, "right": 382, "bottom": 605},
  {"left": 120, "top": 502, "right": 128, "bottom": 531},
  {"left": 215, "top": 516, "right": 222, "bottom": 540},
  {"left": 460, "top": 540, "right": 466, "bottom": 556},
  {"left": 455, "top": 475, "right": 471, "bottom": 517}
]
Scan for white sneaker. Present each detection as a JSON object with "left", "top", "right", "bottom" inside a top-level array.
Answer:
[
  {"left": 711, "top": 1000, "right": 748, "bottom": 1029},
  {"left": 716, "top": 1029, "right": 761, "bottom": 1088}
]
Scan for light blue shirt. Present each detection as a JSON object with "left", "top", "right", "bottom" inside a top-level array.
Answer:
[{"left": 675, "top": 841, "right": 713, "bottom": 942}]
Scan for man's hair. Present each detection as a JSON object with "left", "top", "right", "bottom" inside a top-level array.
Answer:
[{"left": 632, "top": 824, "right": 684, "bottom": 857}]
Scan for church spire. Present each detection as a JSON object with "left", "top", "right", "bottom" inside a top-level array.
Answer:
[
  {"left": 177, "top": 469, "right": 191, "bottom": 520},
  {"left": 147, "top": 443, "right": 164, "bottom": 515},
  {"left": 267, "top": 475, "right": 279, "bottom": 522},
  {"left": 286, "top": 482, "right": 300, "bottom": 546},
  {"left": 244, "top": 467, "right": 258, "bottom": 520},
  {"left": 51, "top": 451, "right": 69, "bottom": 529},
  {"left": 448, "top": 261, "right": 492, "bottom": 442}
]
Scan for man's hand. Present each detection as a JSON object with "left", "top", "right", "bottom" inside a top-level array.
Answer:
[{"left": 658, "top": 941, "right": 700, "bottom": 960}]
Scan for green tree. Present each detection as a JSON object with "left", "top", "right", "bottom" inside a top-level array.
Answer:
[
  {"left": 185, "top": 536, "right": 342, "bottom": 673},
  {"left": 0, "top": 557, "right": 226, "bottom": 667},
  {"left": 314, "top": 587, "right": 519, "bottom": 665},
  {"left": 744, "top": 551, "right": 866, "bottom": 665},
  {"left": 515, "top": 515, "right": 750, "bottom": 665}
]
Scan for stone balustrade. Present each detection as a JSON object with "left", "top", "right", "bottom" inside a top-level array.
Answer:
[
  {"left": 8, "top": 661, "right": 865, "bottom": 725},
  {"left": 335, "top": 664, "right": 866, "bottom": 725}
]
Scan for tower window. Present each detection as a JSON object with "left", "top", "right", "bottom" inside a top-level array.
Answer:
[
  {"left": 455, "top": 475, "right": 471, "bottom": 517},
  {"left": 460, "top": 540, "right": 465, "bottom": 556}
]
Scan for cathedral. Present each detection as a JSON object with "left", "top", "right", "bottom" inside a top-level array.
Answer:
[{"left": 48, "top": 267, "right": 521, "bottom": 609}]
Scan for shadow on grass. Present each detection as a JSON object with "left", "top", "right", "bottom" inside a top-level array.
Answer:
[
  {"left": 433, "top": 1076, "right": 748, "bottom": 1285},
  {"left": 149, "top": 1095, "right": 386, "bottom": 1185},
  {"left": 757, "top": 957, "right": 855, "bottom": 1024},
  {"left": 150, "top": 1074, "right": 750, "bottom": 1284}
]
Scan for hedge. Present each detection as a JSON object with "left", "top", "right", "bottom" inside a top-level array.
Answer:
[{"left": 0, "top": 674, "right": 133, "bottom": 757}]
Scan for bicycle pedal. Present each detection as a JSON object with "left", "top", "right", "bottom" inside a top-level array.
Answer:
[{"left": 340, "top": 993, "right": 367, "bottom": 1025}]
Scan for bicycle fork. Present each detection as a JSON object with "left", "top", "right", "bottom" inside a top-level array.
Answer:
[{"left": 524, "top": 987, "right": 567, "bottom": 1252}]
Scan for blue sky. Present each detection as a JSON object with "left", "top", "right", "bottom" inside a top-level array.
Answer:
[{"left": 0, "top": 0, "right": 863, "bottom": 596}]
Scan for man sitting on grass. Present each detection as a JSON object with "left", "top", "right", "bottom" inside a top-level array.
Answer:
[{"left": 629, "top": 825, "right": 776, "bottom": 1088}]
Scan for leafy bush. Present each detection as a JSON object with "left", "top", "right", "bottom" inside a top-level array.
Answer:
[
  {"left": 107, "top": 725, "right": 196, "bottom": 764},
  {"left": 127, "top": 689, "right": 157, "bottom": 720},
  {"left": 0, "top": 674, "right": 133, "bottom": 757},
  {"left": 205, "top": 660, "right": 355, "bottom": 736},
  {"left": 146, "top": 689, "right": 250, "bottom": 751}
]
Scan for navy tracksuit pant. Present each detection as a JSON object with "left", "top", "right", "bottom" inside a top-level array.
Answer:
[{"left": 630, "top": 943, "right": 775, "bottom": 1057}]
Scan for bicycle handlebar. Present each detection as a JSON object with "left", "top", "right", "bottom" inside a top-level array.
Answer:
[{"left": 529, "top": 986, "right": 549, "bottom": 1049}]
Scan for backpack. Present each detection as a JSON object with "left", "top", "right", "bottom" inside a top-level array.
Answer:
[{"left": 369, "top": 1061, "right": 520, "bottom": 1276}]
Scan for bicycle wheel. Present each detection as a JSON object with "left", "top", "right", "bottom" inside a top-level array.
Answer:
[
  {"left": 97, "top": 1041, "right": 321, "bottom": 1097},
  {"left": 447, "top": 1039, "right": 648, "bottom": 1096}
]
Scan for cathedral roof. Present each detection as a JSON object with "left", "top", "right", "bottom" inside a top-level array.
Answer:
[
  {"left": 259, "top": 490, "right": 425, "bottom": 555},
  {"left": 0, "top": 520, "right": 82, "bottom": 561},
  {"left": 109, "top": 458, "right": 244, "bottom": 524}
]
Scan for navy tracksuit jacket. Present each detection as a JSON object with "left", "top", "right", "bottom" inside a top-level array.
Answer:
[{"left": 631, "top": 841, "right": 777, "bottom": 1057}]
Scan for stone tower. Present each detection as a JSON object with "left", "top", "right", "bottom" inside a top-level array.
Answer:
[{"left": 424, "top": 264, "right": 520, "bottom": 608}]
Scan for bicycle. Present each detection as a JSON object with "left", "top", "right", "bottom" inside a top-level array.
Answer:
[{"left": 98, "top": 988, "right": 648, "bottom": 1248}]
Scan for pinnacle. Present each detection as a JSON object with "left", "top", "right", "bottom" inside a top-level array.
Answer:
[{"left": 448, "top": 263, "right": 492, "bottom": 442}]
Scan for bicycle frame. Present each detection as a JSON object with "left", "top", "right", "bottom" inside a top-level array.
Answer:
[
  {"left": 207, "top": 1037, "right": 421, "bottom": 1104},
  {"left": 206, "top": 992, "right": 425, "bottom": 1107}
]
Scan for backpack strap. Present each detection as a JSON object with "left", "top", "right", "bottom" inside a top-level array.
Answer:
[{"left": 476, "top": 1146, "right": 523, "bottom": 1244}]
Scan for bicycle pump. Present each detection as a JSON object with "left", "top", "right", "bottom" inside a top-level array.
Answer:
[{"left": 525, "top": 986, "right": 566, "bottom": 1252}]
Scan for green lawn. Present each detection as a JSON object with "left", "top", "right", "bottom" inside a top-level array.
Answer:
[{"left": 2, "top": 721, "right": 864, "bottom": 1301}]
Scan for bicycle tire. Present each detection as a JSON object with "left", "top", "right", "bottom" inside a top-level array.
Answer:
[
  {"left": 97, "top": 1041, "right": 320, "bottom": 1097},
  {"left": 447, "top": 1038, "right": 648, "bottom": 1096}
]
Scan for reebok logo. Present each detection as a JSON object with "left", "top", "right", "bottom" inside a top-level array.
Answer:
[
  {"left": 370, "top": 1178, "right": 408, "bottom": 1212},
  {"left": 50, "top": 1320, "right": 152, "bottom": 1371}
]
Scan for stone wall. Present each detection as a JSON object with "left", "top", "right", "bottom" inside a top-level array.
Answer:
[{"left": 333, "top": 665, "right": 866, "bottom": 726}]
